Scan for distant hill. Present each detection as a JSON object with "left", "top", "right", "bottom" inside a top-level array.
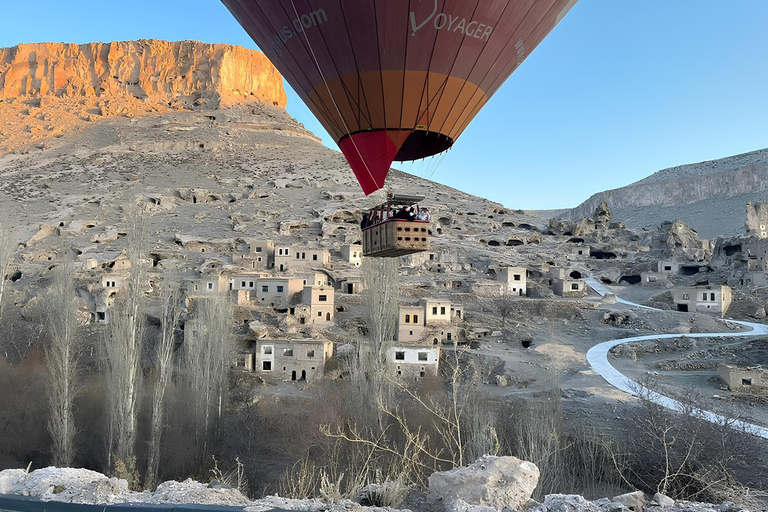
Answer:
[{"left": 563, "top": 149, "right": 768, "bottom": 239}]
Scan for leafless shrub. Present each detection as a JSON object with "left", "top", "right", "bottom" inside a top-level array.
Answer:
[{"left": 611, "top": 376, "right": 767, "bottom": 504}]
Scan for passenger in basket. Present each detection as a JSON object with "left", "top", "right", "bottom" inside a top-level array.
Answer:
[{"left": 417, "top": 208, "right": 431, "bottom": 221}]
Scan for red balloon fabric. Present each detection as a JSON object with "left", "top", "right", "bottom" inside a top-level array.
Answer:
[{"left": 221, "top": 0, "right": 579, "bottom": 194}]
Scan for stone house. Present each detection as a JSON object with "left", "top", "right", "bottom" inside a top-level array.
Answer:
[
  {"left": 672, "top": 285, "right": 733, "bottom": 316},
  {"left": 253, "top": 277, "right": 304, "bottom": 308},
  {"left": 297, "top": 285, "right": 335, "bottom": 324},
  {"left": 549, "top": 266, "right": 587, "bottom": 298},
  {"left": 185, "top": 273, "right": 230, "bottom": 297},
  {"left": 497, "top": 266, "right": 527, "bottom": 296},
  {"left": 274, "top": 245, "right": 330, "bottom": 272},
  {"left": 718, "top": 364, "right": 768, "bottom": 393},
  {"left": 741, "top": 271, "right": 768, "bottom": 287},
  {"left": 341, "top": 244, "right": 363, "bottom": 267},
  {"left": 338, "top": 275, "right": 365, "bottom": 295},
  {"left": 250, "top": 339, "right": 333, "bottom": 382},
  {"left": 387, "top": 344, "right": 440, "bottom": 381},
  {"left": 568, "top": 245, "right": 589, "bottom": 259},
  {"left": 396, "top": 298, "right": 460, "bottom": 343},
  {"left": 233, "top": 240, "right": 275, "bottom": 270},
  {"left": 230, "top": 272, "right": 271, "bottom": 294}
]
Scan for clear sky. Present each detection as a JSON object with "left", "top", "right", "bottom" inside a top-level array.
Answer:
[{"left": 2, "top": 1, "right": 767, "bottom": 210}]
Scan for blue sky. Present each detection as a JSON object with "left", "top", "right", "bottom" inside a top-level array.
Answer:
[{"left": 2, "top": 1, "right": 767, "bottom": 209}]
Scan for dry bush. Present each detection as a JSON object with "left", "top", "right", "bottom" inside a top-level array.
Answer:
[
  {"left": 612, "top": 377, "right": 768, "bottom": 505},
  {"left": 0, "top": 351, "right": 50, "bottom": 470}
]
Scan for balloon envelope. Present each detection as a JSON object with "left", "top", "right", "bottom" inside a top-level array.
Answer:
[{"left": 221, "top": 0, "right": 578, "bottom": 194}]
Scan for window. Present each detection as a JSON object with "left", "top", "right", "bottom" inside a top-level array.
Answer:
[
  {"left": 432, "top": 307, "right": 438, "bottom": 315},
  {"left": 571, "top": 283, "right": 579, "bottom": 290},
  {"left": 241, "top": 281, "right": 246, "bottom": 288},
  {"left": 405, "top": 314, "right": 410, "bottom": 323},
  {"left": 194, "top": 285, "right": 198, "bottom": 291},
  {"left": 313, "top": 254, "right": 318, "bottom": 261},
  {"left": 262, "top": 361, "right": 272, "bottom": 371},
  {"left": 395, "top": 351, "right": 405, "bottom": 360},
  {"left": 317, "top": 312, "right": 322, "bottom": 317},
  {"left": 207, "top": 282, "right": 213, "bottom": 290},
  {"left": 743, "top": 378, "right": 753, "bottom": 386},
  {"left": 278, "top": 248, "right": 283, "bottom": 255},
  {"left": 711, "top": 293, "right": 716, "bottom": 301},
  {"left": 447, "top": 332, "right": 452, "bottom": 341},
  {"left": 664, "top": 266, "right": 672, "bottom": 271},
  {"left": 263, "top": 346, "right": 273, "bottom": 355},
  {"left": 262, "top": 285, "right": 269, "bottom": 292},
  {"left": 257, "top": 257, "right": 262, "bottom": 262},
  {"left": 440, "top": 307, "right": 446, "bottom": 315},
  {"left": 353, "top": 252, "right": 357, "bottom": 257},
  {"left": 277, "top": 285, "right": 284, "bottom": 293},
  {"left": 702, "top": 292, "right": 707, "bottom": 300},
  {"left": 682, "top": 293, "right": 690, "bottom": 300},
  {"left": 283, "top": 348, "right": 294, "bottom": 356},
  {"left": 418, "top": 352, "right": 428, "bottom": 361},
  {"left": 413, "top": 315, "right": 419, "bottom": 324},
  {"left": 319, "top": 294, "right": 327, "bottom": 302},
  {"left": 514, "top": 274, "right": 521, "bottom": 281},
  {"left": 256, "top": 247, "right": 262, "bottom": 253},
  {"left": 248, "top": 281, "right": 254, "bottom": 288},
  {"left": 307, "top": 350, "right": 315, "bottom": 358}
]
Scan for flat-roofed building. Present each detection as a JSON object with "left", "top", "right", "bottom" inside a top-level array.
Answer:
[
  {"left": 253, "top": 277, "right": 304, "bottom": 308},
  {"left": 672, "top": 285, "right": 732, "bottom": 317},
  {"left": 387, "top": 344, "right": 440, "bottom": 381},
  {"left": 251, "top": 339, "right": 333, "bottom": 382},
  {"left": 274, "top": 245, "right": 330, "bottom": 272},
  {"left": 497, "top": 266, "right": 527, "bottom": 296},
  {"left": 300, "top": 285, "right": 335, "bottom": 324}
]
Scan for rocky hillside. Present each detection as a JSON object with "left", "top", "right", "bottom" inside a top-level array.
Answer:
[
  {"left": 564, "top": 149, "right": 768, "bottom": 239},
  {"left": 0, "top": 40, "right": 286, "bottom": 152}
]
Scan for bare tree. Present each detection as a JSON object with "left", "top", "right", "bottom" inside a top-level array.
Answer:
[
  {"left": 145, "top": 270, "right": 183, "bottom": 489},
  {"left": 45, "top": 250, "right": 81, "bottom": 467},
  {"left": 183, "top": 296, "right": 234, "bottom": 460},
  {"left": 355, "top": 257, "right": 400, "bottom": 425},
  {"left": 0, "top": 213, "right": 16, "bottom": 319},
  {"left": 103, "top": 202, "right": 148, "bottom": 484},
  {"left": 489, "top": 290, "right": 517, "bottom": 328}
]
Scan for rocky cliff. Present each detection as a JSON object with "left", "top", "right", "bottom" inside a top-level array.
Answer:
[
  {"left": 0, "top": 40, "right": 286, "bottom": 107},
  {"left": 0, "top": 40, "right": 286, "bottom": 153},
  {"left": 565, "top": 149, "right": 768, "bottom": 239}
]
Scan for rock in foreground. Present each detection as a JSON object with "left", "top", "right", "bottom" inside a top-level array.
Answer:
[{"left": 428, "top": 456, "right": 539, "bottom": 511}]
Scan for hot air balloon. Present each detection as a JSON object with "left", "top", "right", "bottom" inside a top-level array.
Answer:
[{"left": 220, "top": 0, "right": 579, "bottom": 196}]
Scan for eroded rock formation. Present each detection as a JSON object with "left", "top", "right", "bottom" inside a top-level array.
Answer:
[{"left": 0, "top": 40, "right": 286, "bottom": 107}]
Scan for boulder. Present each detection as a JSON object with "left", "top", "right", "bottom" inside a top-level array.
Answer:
[
  {"left": 428, "top": 455, "right": 539, "bottom": 511},
  {"left": 611, "top": 491, "right": 645, "bottom": 512},
  {"left": 495, "top": 375, "right": 508, "bottom": 387},
  {"left": 653, "top": 492, "right": 675, "bottom": 507}
]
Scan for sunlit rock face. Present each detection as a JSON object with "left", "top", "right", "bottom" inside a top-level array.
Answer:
[{"left": 0, "top": 39, "right": 286, "bottom": 107}]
